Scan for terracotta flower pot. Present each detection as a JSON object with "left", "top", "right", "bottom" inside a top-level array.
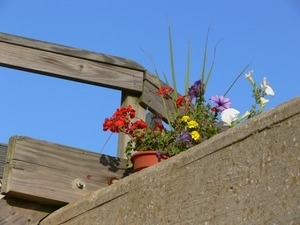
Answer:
[{"left": 131, "top": 150, "right": 169, "bottom": 172}]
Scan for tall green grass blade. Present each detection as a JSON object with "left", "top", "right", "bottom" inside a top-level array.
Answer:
[
  {"left": 204, "top": 39, "right": 222, "bottom": 88},
  {"left": 168, "top": 26, "right": 178, "bottom": 101},
  {"left": 185, "top": 41, "right": 191, "bottom": 94},
  {"left": 223, "top": 63, "right": 251, "bottom": 97},
  {"left": 200, "top": 27, "right": 210, "bottom": 87}
]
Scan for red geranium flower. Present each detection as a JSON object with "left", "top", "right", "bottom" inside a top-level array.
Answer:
[
  {"left": 113, "top": 105, "right": 136, "bottom": 119},
  {"left": 103, "top": 118, "right": 113, "bottom": 131},
  {"left": 176, "top": 95, "right": 186, "bottom": 107},
  {"left": 129, "top": 120, "right": 148, "bottom": 134},
  {"left": 156, "top": 86, "right": 173, "bottom": 97}
]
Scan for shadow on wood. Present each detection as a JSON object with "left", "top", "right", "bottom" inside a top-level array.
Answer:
[{"left": 99, "top": 154, "right": 132, "bottom": 176}]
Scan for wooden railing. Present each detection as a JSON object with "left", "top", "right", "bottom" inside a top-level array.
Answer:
[{"left": 0, "top": 32, "right": 171, "bottom": 158}]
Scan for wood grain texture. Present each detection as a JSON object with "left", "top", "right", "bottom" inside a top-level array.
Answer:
[
  {"left": 1, "top": 136, "right": 132, "bottom": 206},
  {"left": 0, "top": 32, "right": 144, "bottom": 70},
  {"left": 0, "top": 41, "right": 143, "bottom": 92},
  {"left": 0, "top": 32, "right": 179, "bottom": 118}
]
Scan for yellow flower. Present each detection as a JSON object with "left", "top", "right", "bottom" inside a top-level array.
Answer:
[
  {"left": 181, "top": 115, "right": 190, "bottom": 122},
  {"left": 191, "top": 131, "right": 200, "bottom": 141},
  {"left": 187, "top": 120, "right": 199, "bottom": 128}
]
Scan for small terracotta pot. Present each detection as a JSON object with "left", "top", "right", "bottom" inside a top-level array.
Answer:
[{"left": 131, "top": 150, "right": 169, "bottom": 172}]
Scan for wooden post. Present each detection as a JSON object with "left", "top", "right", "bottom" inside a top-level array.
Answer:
[{"left": 117, "top": 91, "right": 146, "bottom": 159}]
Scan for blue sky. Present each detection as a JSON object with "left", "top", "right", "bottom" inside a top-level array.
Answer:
[{"left": 0, "top": 1, "right": 299, "bottom": 157}]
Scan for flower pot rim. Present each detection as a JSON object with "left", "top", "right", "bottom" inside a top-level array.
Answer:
[
  {"left": 130, "top": 150, "right": 169, "bottom": 172},
  {"left": 131, "top": 150, "right": 169, "bottom": 161}
]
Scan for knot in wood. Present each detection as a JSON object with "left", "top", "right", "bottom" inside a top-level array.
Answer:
[
  {"left": 72, "top": 178, "right": 85, "bottom": 190},
  {"left": 108, "top": 177, "right": 119, "bottom": 185},
  {"left": 79, "top": 64, "right": 85, "bottom": 72}
]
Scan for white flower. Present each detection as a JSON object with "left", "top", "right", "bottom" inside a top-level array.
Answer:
[
  {"left": 245, "top": 70, "right": 254, "bottom": 84},
  {"left": 261, "top": 77, "right": 275, "bottom": 96},
  {"left": 260, "top": 97, "right": 269, "bottom": 106},
  {"left": 221, "top": 108, "right": 240, "bottom": 126},
  {"left": 239, "top": 111, "right": 251, "bottom": 120}
]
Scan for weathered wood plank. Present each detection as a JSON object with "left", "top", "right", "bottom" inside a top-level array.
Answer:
[
  {"left": 0, "top": 41, "right": 143, "bottom": 92},
  {"left": 0, "top": 196, "right": 58, "bottom": 225},
  {"left": 0, "top": 32, "right": 178, "bottom": 119},
  {"left": 0, "top": 32, "right": 144, "bottom": 71},
  {"left": 1, "top": 136, "right": 132, "bottom": 206},
  {"left": 140, "top": 71, "right": 177, "bottom": 121}
]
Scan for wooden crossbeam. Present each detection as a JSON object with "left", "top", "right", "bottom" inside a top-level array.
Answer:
[
  {"left": 0, "top": 32, "right": 144, "bottom": 92},
  {"left": 0, "top": 32, "right": 176, "bottom": 119},
  {"left": 1, "top": 136, "right": 132, "bottom": 206}
]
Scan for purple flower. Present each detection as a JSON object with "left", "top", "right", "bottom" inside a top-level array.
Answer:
[
  {"left": 210, "top": 95, "right": 231, "bottom": 111},
  {"left": 188, "top": 80, "right": 203, "bottom": 99},
  {"left": 178, "top": 131, "right": 192, "bottom": 143}
]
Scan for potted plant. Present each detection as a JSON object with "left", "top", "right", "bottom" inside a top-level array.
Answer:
[
  {"left": 103, "top": 71, "right": 274, "bottom": 172},
  {"left": 102, "top": 28, "right": 275, "bottom": 172},
  {"left": 102, "top": 104, "right": 171, "bottom": 171}
]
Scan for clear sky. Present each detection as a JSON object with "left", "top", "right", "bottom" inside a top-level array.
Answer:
[{"left": 0, "top": 1, "right": 299, "bottom": 157}]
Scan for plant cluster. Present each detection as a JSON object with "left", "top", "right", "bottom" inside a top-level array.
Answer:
[
  {"left": 103, "top": 71, "right": 274, "bottom": 165},
  {"left": 102, "top": 28, "right": 275, "bottom": 166}
]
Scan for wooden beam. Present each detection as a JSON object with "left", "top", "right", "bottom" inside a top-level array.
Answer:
[
  {"left": 140, "top": 71, "right": 177, "bottom": 121},
  {"left": 0, "top": 33, "right": 144, "bottom": 70},
  {"left": 0, "top": 32, "right": 178, "bottom": 120},
  {"left": 1, "top": 136, "right": 132, "bottom": 206},
  {"left": 0, "top": 32, "right": 144, "bottom": 92}
]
